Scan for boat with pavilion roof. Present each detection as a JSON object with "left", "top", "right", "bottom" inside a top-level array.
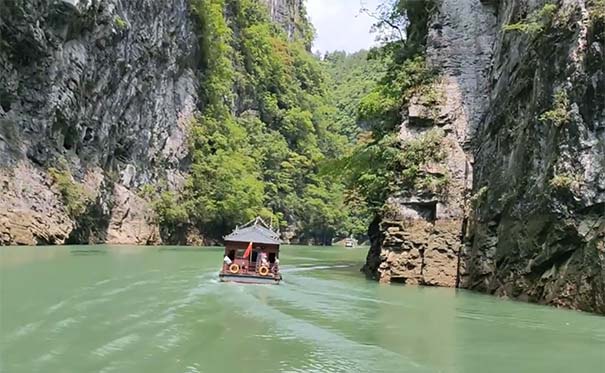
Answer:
[{"left": 219, "top": 217, "right": 282, "bottom": 284}]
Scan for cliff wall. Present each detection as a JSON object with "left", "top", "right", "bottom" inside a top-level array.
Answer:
[
  {"left": 462, "top": 0, "right": 605, "bottom": 313},
  {"left": 0, "top": 0, "right": 302, "bottom": 245},
  {"left": 364, "top": 0, "right": 498, "bottom": 286},
  {"left": 366, "top": 0, "right": 604, "bottom": 313}
]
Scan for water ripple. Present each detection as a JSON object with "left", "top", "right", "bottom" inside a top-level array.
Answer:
[{"left": 92, "top": 334, "right": 140, "bottom": 358}]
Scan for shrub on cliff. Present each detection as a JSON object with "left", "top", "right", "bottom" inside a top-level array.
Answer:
[
  {"left": 503, "top": 4, "right": 558, "bottom": 35},
  {"left": 396, "top": 128, "right": 448, "bottom": 193},
  {"left": 114, "top": 16, "right": 128, "bottom": 30},
  {"left": 539, "top": 90, "right": 570, "bottom": 127},
  {"left": 327, "top": 0, "right": 440, "bottom": 213},
  {"left": 153, "top": 192, "right": 190, "bottom": 228},
  {"left": 48, "top": 168, "right": 92, "bottom": 218},
  {"left": 549, "top": 173, "right": 581, "bottom": 192}
]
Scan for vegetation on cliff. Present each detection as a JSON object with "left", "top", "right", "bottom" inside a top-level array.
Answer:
[
  {"left": 328, "top": 0, "right": 439, "bottom": 214},
  {"left": 151, "top": 0, "right": 360, "bottom": 242},
  {"left": 502, "top": 3, "right": 558, "bottom": 35},
  {"left": 322, "top": 50, "right": 385, "bottom": 141},
  {"left": 48, "top": 168, "right": 92, "bottom": 218},
  {"left": 146, "top": 0, "right": 445, "bottom": 242}
]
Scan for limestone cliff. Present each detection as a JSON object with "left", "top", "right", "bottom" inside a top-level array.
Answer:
[
  {"left": 364, "top": 0, "right": 497, "bottom": 287},
  {"left": 263, "top": 0, "right": 305, "bottom": 40},
  {"left": 1, "top": 0, "right": 197, "bottom": 245},
  {"left": 0, "top": 0, "right": 303, "bottom": 245},
  {"left": 462, "top": 0, "right": 604, "bottom": 313},
  {"left": 365, "top": 0, "right": 604, "bottom": 313}
]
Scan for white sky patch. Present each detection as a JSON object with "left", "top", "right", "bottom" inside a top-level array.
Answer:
[{"left": 305, "top": 0, "right": 382, "bottom": 54}]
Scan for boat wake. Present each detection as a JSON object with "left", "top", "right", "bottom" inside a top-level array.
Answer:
[{"left": 281, "top": 264, "right": 351, "bottom": 273}]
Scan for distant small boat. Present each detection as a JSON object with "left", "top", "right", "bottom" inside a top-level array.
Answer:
[{"left": 219, "top": 217, "right": 282, "bottom": 285}]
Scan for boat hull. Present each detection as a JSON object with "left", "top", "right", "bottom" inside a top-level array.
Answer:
[{"left": 219, "top": 273, "right": 281, "bottom": 285}]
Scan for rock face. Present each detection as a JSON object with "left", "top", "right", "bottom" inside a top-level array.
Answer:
[
  {"left": 263, "top": 0, "right": 305, "bottom": 39},
  {"left": 105, "top": 184, "right": 160, "bottom": 245},
  {"left": 0, "top": 0, "right": 303, "bottom": 246},
  {"left": 364, "top": 0, "right": 498, "bottom": 287},
  {"left": 461, "top": 0, "right": 605, "bottom": 313},
  {"left": 366, "top": 0, "right": 604, "bottom": 313},
  {"left": 0, "top": 0, "right": 198, "bottom": 245},
  {"left": 0, "top": 163, "right": 73, "bottom": 245}
]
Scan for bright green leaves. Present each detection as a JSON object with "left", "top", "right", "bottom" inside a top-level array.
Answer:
[
  {"left": 396, "top": 128, "right": 447, "bottom": 192},
  {"left": 327, "top": 0, "right": 441, "bottom": 219},
  {"left": 187, "top": 114, "right": 264, "bottom": 231},
  {"left": 502, "top": 3, "right": 558, "bottom": 35},
  {"left": 358, "top": 90, "right": 400, "bottom": 136},
  {"left": 48, "top": 167, "right": 92, "bottom": 218},
  {"left": 539, "top": 90, "right": 570, "bottom": 127},
  {"left": 153, "top": 191, "right": 190, "bottom": 228},
  {"left": 192, "top": 0, "right": 235, "bottom": 111},
  {"left": 323, "top": 50, "right": 385, "bottom": 141},
  {"left": 327, "top": 134, "right": 400, "bottom": 211},
  {"left": 172, "top": 0, "right": 352, "bottom": 239}
]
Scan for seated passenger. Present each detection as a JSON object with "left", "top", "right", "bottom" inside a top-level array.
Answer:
[{"left": 260, "top": 251, "right": 269, "bottom": 266}]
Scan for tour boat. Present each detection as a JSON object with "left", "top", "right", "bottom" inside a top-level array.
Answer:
[{"left": 219, "top": 217, "right": 282, "bottom": 284}]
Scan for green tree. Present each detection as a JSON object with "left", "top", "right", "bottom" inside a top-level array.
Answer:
[{"left": 153, "top": 0, "right": 363, "bottom": 242}]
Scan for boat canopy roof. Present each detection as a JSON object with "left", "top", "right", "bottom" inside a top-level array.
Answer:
[{"left": 224, "top": 217, "right": 281, "bottom": 245}]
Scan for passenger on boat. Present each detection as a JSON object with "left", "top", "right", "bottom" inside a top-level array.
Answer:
[
  {"left": 223, "top": 255, "right": 232, "bottom": 265},
  {"left": 260, "top": 252, "right": 269, "bottom": 266}
]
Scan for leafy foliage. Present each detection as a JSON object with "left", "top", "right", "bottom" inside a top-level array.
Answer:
[
  {"left": 153, "top": 192, "right": 190, "bottom": 228},
  {"left": 48, "top": 168, "right": 91, "bottom": 218},
  {"left": 358, "top": 55, "right": 436, "bottom": 138},
  {"left": 539, "top": 90, "right": 570, "bottom": 127},
  {"left": 588, "top": 0, "right": 605, "bottom": 41},
  {"left": 155, "top": 0, "right": 443, "bottom": 241},
  {"left": 323, "top": 50, "right": 385, "bottom": 140},
  {"left": 503, "top": 4, "right": 558, "bottom": 35},
  {"left": 469, "top": 186, "right": 489, "bottom": 209},
  {"left": 549, "top": 172, "right": 581, "bottom": 192},
  {"left": 588, "top": 0, "right": 605, "bottom": 23},
  {"left": 152, "top": 0, "right": 357, "bottom": 242},
  {"left": 114, "top": 16, "right": 128, "bottom": 30},
  {"left": 327, "top": 0, "right": 440, "bottom": 216},
  {"left": 396, "top": 129, "right": 446, "bottom": 191}
]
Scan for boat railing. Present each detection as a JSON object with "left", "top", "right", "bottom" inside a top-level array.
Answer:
[{"left": 222, "top": 259, "right": 279, "bottom": 275}]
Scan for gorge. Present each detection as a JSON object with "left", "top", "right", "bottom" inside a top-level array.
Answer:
[{"left": 1, "top": 0, "right": 603, "bottom": 314}]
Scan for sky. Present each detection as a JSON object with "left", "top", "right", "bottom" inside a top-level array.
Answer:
[{"left": 305, "top": 0, "right": 382, "bottom": 55}]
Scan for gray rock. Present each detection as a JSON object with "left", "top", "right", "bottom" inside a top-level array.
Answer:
[
  {"left": 366, "top": 0, "right": 605, "bottom": 314},
  {"left": 0, "top": 0, "right": 198, "bottom": 244}
]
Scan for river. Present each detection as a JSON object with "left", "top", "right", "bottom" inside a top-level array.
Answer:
[{"left": 0, "top": 245, "right": 603, "bottom": 372}]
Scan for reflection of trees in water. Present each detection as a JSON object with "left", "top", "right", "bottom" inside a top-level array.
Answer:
[
  {"left": 0, "top": 246, "right": 69, "bottom": 267},
  {"left": 157, "top": 247, "right": 213, "bottom": 253}
]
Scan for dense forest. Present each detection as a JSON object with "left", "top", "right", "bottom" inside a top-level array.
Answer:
[
  {"left": 325, "top": 1, "right": 441, "bottom": 217},
  {"left": 150, "top": 0, "right": 441, "bottom": 244},
  {"left": 149, "top": 0, "right": 390, "bottom": 244}
]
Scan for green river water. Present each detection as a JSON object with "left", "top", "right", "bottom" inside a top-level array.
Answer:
[{"left": 0, "top": 245, "right": 603, "bottom": 373}]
